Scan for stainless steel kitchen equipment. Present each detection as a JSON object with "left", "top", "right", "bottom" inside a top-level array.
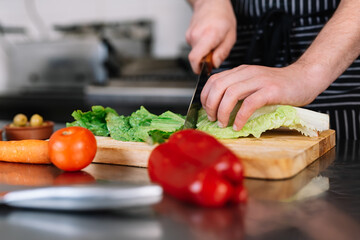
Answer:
[
  {"left": 7, "top": 37, "right": 108, "bottom": 93},
  {"left": 1, "top": 184, "right": 163, "bottom": 211}
]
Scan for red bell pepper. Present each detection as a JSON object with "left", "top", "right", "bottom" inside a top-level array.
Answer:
[{"left": 148, "top": 129, "right": 247, "bottom": 207}]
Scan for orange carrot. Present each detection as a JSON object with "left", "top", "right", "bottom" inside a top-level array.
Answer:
[{"left": 0, "top": 140, "right": 51, "bottom": 164}]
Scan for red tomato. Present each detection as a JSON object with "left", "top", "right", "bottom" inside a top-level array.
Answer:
[{"left": 49, "top": 127, "right": 97, "bottom": 171}]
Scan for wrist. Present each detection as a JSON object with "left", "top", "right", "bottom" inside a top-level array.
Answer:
[{"left": 290, "top": 59, "right": 334, "bottom": 95}]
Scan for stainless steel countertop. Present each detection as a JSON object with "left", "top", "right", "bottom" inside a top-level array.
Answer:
[{"left": 0, "top": 130, "right": 359, "bottom": 239}]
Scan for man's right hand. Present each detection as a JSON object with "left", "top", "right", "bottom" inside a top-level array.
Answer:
[{"left": 186, "top": 0, "right": 236, "bottom": 73}]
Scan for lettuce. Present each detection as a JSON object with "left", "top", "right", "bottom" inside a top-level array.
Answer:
[
  {"left": 68, "top": 104, "right": 329, "bottom": 142},
  {"left": 105, "top": 112, "right": 133, "bottom": 141},
  {"left": 68, "top": 105, "right": 185, "bottom": 143},
  {"left": 66, "top": 105, "right": 117, "bottom": 136},
  {"left": 197, "top": 105, "right": 329, "bottom": 138}
]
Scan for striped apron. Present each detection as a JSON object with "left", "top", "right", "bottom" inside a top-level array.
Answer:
[{"left": 216, "top": 0, "right": 360, "bottom": 140}]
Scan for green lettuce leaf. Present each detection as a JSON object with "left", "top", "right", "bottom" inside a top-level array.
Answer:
[
  {"left": 129, "top": 106, "right": 157, "bottom": 128},
  {"left": 66, "top": 105, "right": 117, "bottom": 136},
  {"left": 68, "top": 103, "right": 329, "bottom": 142},
  {"left": 105, "top": 112, "right": 133, "bottom": 141},
  {"left": 197, "top": 104, "right": 329, "bottom": 138},
  {"left": 68, "top": 105, "right": 185, "bottom": 143}
]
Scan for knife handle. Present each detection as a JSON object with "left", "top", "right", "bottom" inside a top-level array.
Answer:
[{"left": 203, "top": 51, "right": 214, "bottom": 73}]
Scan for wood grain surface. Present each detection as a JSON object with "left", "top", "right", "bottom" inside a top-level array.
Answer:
[{"left": 93, "top": 129, "right": 336, "bottom": 180}]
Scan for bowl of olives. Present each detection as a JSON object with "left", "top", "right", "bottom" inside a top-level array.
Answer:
[{"left": 5, "top": 113, "right": 54, "bottom": 140}]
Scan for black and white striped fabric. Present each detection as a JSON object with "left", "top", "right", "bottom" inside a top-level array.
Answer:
[{"left": 215, "top": 0, "right": 360, "bottom": 139}]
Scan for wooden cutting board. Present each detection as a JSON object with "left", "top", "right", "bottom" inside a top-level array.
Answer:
[{"left": 93, "top": 129, "right": 335, "bottom": 180}]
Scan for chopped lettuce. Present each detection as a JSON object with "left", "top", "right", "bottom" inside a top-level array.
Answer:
[
  {"left": 150, "top": 111, "right": 185, "bottom": 133},
  {"left": 106, "top": 108, "right": 185, "bottom": 142},
  {"left": 197, "top": 104, "right": 329, "bottom": 138},
  {"left": 129, "top": 106, "right": 157, "bottom": 128},
  {"left": 68, "top": 104, "right": 329, "bottom": 142},
  {"left": 105, "top": 112, "right": 133, "bottom": 141},
  {"left": 67, "top": 105, "right": 185, "bottom": 143},
  {"left": 66, "top": 105, "right": 117, "bottom": 136}
]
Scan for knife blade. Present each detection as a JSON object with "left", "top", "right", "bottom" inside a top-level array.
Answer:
[
  {"left": 0, "top": 184, "right": 163, "bottom": 211},
  {"left": 183, "top": 52, "right": 213, "bottom": 129}
]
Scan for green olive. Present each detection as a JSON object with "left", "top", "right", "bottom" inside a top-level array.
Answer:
[
  {"left": 13, "top": 113, "right": 28, "bottom": 127},
  {"left": 30, "top": 114, "right": 44, "bottom": 127}
]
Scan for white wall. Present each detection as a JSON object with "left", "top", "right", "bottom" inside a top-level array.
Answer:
[
  {"left": 0, "top": 0, "right": 193, "bottom": 90},
  {"left": 0, "top": 0, "right": 193, "bottom": 57}
]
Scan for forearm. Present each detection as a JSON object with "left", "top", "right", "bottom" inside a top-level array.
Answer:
[{"left": 296, "top": 0, "right": 360, "bottom": 91}]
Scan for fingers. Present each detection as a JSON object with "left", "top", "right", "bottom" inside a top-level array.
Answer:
[
  {"left": 201, "top": 65, "right": 254, "bottom": 122},
  {"left": 232, "top": 89, "right": 270, "bottom": 131},
  {"left": 201, "top": 65, "right": 249, "bottom": 107},
  {"left": 188, "top": 28, "right": 236, "bottom": 73},
  {"left": 201, "top": 65, "right": 276, "bottom": 130},
  {"left": 199, "top": 63, "right": 315, "bottom": 132},
  {"left": 185, "top": 0, "right": 236, "bottom": 74},
  {"left": 215, "top": 79, "right": 260, "bottom": 127},
  {"left": 188, "top": 29, "right": 219, "bottom": 74},
  {"left": 212, "top": 30, "right": 237, "bottom": 68}
]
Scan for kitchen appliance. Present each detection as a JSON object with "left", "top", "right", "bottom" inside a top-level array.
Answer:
[
  {"left": 6, "top": 37, "right": 108, "bottom": 93},
  {"left": 0, "top": 23, "right": 26, "bottom": 93}
]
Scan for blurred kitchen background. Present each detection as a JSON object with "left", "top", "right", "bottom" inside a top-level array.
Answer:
[{"left": 0, "top": 0, "right": 195, "bottom": 122}]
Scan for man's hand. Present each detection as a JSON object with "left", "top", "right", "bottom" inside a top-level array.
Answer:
[
  {"left": 200, "top": 0, "right": 360, "bottom": 131},
  {"left": 200, "top": 62, "right": 329, "bottom": 130},
  {"left": 186, "top": 0, "right": 236, "bottom": 73}
]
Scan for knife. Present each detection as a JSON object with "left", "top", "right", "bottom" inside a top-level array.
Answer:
[
  {"left": 183, "top": 52, "right": 214, "bottom": 129},
  {"left": 0, "top": 184, "right": 163, "bottom": 211}
]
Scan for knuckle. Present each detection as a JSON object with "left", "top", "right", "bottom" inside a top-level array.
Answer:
[
  {"left": 204, "top": 102, "right": 216, "bottom": 113},
  {"left": 188, "top": 52, "right": 197, "bottom": 64},
  {"left": 265, "top": 84, "right": 280, "bottom": 100},
  {"left": 224, "top": 87, "right": 238, "bottom": 99},
  {"left": 245, "top": 65, "right": 256, "bottom": 72},
  {"left": 187, "top": 30, "right": 199, "bottom": 43},
  {"left": 207, "top": 75, "right": 217, "bottom": 84},
  {"left": 212, "top": 79, "right": 224, "bottom": 91},
  {"left": 185, "top": 31, "right": 191, "bottom": 44},
  {"left": 242, "top": 97, "right": 258, "bottom": 112},
  {"left": 217, "top": 107, "right": 231, "bottom": 121},
  {"left": 202, "top": 27, "right": 218, "bottom": 40},
  {"left": 217, "top": 50, "right": 228, "bottom": 61},
  {"left": 235, "top": 109, "right": 249, "bottom": 123},
  {"left": 246, "top": 65, "right": 262, "bottom": 74},
  {"left": 242, "top": 97, "right": 253, "bottom": 108}
]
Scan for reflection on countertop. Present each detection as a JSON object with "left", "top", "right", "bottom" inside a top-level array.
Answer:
[{"left": 0, "top": 139, "right": 360, "bottom": 239}]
